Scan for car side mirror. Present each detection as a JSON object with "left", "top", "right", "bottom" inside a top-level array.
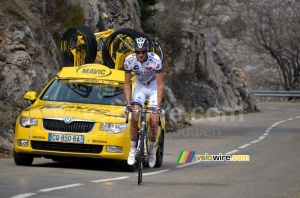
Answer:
[{"left": 24, "top": 91, "right": 37, "bottom": 103}]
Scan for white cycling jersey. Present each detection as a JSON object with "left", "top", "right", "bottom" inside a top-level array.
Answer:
[
  {"left": 124, "top": 52, "right": 162, "bottom": 85},
  {"left": 124, "top": 52, "right": 162, "bottom": 108}
]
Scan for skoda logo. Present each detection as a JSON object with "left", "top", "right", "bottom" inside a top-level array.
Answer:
[{"left": 63, "top": 117, "right": 73, "bottom": 124}]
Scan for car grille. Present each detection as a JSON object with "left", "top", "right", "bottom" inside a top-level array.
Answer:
[
  {"left": 43, "top": 119, "right": 94, "bottom": 133},
  {"left": 31, "top": 141, "right": 102, "bottom": 154}
]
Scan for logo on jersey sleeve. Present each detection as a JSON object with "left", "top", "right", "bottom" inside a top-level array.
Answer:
[{"left": 146, "top": 66, "right": 152, "bottom": 70}]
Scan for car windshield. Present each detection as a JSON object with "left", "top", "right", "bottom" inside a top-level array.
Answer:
[{"left": 40, "top": 79, "right": 126, "bottom": 106}]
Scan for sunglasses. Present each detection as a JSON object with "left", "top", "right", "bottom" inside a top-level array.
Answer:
[{"left": 135, "top": 50, "right": 147, "bottom": 55}]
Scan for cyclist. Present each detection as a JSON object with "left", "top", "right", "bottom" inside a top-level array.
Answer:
[{"left": 124, "top": 37, "right": 164, "bottom": 168}]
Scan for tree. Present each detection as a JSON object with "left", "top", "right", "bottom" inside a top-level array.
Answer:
[
  {"left": 138, "top": 0, "right": 158, "bottom": 34},
  {"left": 237, "top": 0, "right": 300, "bottom": 90}
]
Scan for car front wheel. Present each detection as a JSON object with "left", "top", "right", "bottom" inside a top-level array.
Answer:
[{"left": 14, "top": 151, "right": 34, "bottom": 166}]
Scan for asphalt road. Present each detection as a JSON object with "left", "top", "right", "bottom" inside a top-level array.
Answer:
[{"left": 0, "top": 102, "right": 299, "bottom": 198}]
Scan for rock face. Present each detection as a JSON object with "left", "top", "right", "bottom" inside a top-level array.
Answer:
[
  {"left": 166, "top": 26, "right": 256, "bottom": 115},
  {"left": 0, "top": 0, "right": 257, "bottom": 153}
]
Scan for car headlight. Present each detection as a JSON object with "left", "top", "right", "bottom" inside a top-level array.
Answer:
[
  {"left": 100, "top": 123, "right": 127, "bottom": 134},
  {"left": 20, "top": 116, "right": 38, "bottom": 127}
]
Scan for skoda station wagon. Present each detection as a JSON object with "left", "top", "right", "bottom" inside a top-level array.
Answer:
[{"left": 13, "top": 64, "right": 165, "bottom": 171}]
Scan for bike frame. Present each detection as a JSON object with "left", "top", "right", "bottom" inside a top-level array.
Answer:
[{"left": 126, "top": 102, "right": 161, "bottom": 185}]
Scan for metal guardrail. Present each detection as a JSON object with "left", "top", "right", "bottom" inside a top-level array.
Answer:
[{"left": 253, "top": 90, "right": 300, "bottom": 97}]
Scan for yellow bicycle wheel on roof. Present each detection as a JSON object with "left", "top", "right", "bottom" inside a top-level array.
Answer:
[
  {"left": 102, "top": 28, "right": 140, "bottom": 69},
  {"left": 60, "top": 25, "right": 97, "bottom": 67}
]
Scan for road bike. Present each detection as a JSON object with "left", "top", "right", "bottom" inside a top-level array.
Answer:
[
  {"left": 60, "top": 12, "right": 133, "bottom": 67},
  {"left": 126, "top": 101, "right": 164, "bottom": 185},
  {"left": 60, "top": 13, "right": 164, "bottom": 69}
]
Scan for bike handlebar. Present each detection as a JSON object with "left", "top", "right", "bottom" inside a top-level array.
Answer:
[
  {"left": 103, "top": 13, "right": 121, "bottom": 20},
  {"left": 103, "top": 12, "right": 131, "bottom": 29},
  {"left": 119, "top": 17, "right": 131, "bottom": 26},
  {"left": 130, "top": 109, "right": 160, "bottom": 114},
  {"left": 125, "top": 108, "right": 162, "bottom": 126}
]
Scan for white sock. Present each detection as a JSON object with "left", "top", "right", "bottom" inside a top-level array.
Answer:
[
  {"left": 131, "top": 140, "right": 136, "bottom": 151},
  {"left": 149, "top": 141, "right": 156, "bottom": 154}
]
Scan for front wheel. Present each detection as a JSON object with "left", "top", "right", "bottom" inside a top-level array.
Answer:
[
  {"left": 138, "top": 158, "right": 143, "bottom": 185},
  {"left": 137, "top": 129, "right": 145, "bottom": 185},
  {"left": 14, "top": 151, "right": 34, "bottom": 166}
]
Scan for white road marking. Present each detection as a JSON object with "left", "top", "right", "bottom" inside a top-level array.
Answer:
[
  {"left": 142, "top": 169, "right": 170, "bottom": 176},
  {"left": 239, "top": 116, "right": 299, "bottom": 152},
  {"left": 11, "top": 193, "right": 36, "bottom": 198},
  {"left": 251, "top": 140, "right": 261, "bottom": 144},
  {"left": 259, "top": 136, "right": 266, "bottom": 140},
  {"left": 176, "top": 160, "right": 201, "bottom": 168},
  {"left": 176, "top": 115, "right": 299, "bottom": 169},
  {"left": 90, "top": 176, "right": 129, "bottom": 183},
  {"left": 226, "top": 150, "right": 239, "bottom": 155},
  {"left": 38, "top": 183, "right": 84, "bottom": 192},
  {"left": 239, "top": 144, "right": 251, "bottom": 149}
]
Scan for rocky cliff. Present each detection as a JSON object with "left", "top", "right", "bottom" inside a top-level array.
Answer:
[{"left": 0, "top": 0, "right": 257, "bottom": 154}]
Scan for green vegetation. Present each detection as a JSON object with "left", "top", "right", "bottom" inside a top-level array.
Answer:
[
  {"left": 52, "top": 2, "right": 85, "bottom": 31},
  {"left": 157, "top": 9, "right": 183, "bottom": 57},
  {"left": 138, "top": 0, "right": 158, "bottom": 34},
  {"left": 2, "top": 0, "right": 25, "bottom": 21},
  {"left": 138, "top": 0, "right": 184, "bottom": 69},
  {"left": 49, "top": 1, "right": 85, "bottom": 46}
]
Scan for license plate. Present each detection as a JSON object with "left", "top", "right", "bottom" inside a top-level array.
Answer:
[{"left": 48, "top": 134, "right": 84, "bottom": 143}]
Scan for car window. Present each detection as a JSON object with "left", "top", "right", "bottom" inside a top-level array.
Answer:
[{"left": 40, "top": 80, "right": 126, "bottom": 105}]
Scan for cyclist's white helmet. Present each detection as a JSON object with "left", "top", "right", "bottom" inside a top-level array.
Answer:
[{"left": 134, "top": 37, "right": 149, "bottom": 50}]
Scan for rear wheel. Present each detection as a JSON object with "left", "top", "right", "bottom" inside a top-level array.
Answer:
[
  {"left": 14, "top": 151, "right": 34, "bottom": 166},
  {"left": 155, "top": 128, "right": 164, "bottom": 167}
]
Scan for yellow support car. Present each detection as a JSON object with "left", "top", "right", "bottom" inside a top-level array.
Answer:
[{"left": 13, "top": 64, "right": 165, "bottom": 171}]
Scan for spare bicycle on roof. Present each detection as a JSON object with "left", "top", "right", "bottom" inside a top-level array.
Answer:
[{"left": 60, "top": 12, "right": 164, "bottom": 69}]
